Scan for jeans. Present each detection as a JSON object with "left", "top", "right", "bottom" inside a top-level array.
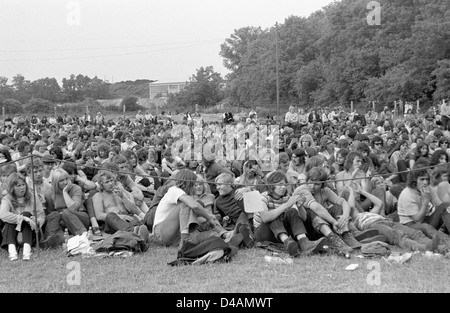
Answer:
[
  {"left": 152, "top": 202, "right": 226, "bottom": 246},
  {"left": 45, "top": 210, "right": 90, "bottom": 238},
  {"left": 253, "top": 207, "right": 307, "bottom": 243},
  {"left": 104, "top": 212, "right": 142, "bottom": 234},
  {"left": 404, "top": 203, "right": 450, "bottom": 244},
  {"left": 367, "top": 220, "right": 432, "bottom": 251},
  {"left": 307, "top": 205, "right": 349, "bottom": 235},
  {"left": 1, "top": 212, "right": 34, "bottom": 248}
]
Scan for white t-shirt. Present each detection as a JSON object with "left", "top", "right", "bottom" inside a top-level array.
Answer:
[{"left": 152, "top": 186, "right": 186, "bottom": 232}]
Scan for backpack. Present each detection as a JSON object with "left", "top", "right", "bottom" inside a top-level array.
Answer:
[
  {"left": 168, "top": 236, "right": 237, "bottom": 266},
  {"left": 91, "top": 231, "right": 148, "bottom": 253}
]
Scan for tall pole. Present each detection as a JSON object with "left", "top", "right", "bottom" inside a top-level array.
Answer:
[
  {"left": 275, "top": 22, "right": 280, "bottom": 123},
  {"left": 30, "top": 155, "right": 40, "bottom": 257},
  {"left": 2, "top": 106, "right": 4, "bottom": 127}
]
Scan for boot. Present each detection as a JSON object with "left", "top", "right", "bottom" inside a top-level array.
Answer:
[
  {"left": 326, "top": 233, "right": 353, "bottom": 254},
  {"left": 284, "top": 238, "right": 300, "bottom": 257},
  {"left": 298, "top": 237, "right": 328, "bottom": 256},
  {"left": 341, "top": 231, "right": 362, "bottom": 249}
]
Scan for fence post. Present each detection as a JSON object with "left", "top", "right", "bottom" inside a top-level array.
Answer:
[{"left": 30, "top": 155, "right": 40, "bottom": 257}]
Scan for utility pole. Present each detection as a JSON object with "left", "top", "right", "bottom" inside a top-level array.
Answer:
[{"left": 275, "top": 22, "right": 280, "bottom": 122}]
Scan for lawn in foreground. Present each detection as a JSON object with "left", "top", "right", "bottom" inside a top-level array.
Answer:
[{"left": 0, "top": 242, "right": 448, "bottom": 293}]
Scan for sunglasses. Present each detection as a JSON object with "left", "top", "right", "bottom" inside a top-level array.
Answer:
[
  {"left": 441, "top": 142, "right": 448, "bottom": 145},
  {"left": 374, "top": 142, "right": 383, "bottom": 145}
]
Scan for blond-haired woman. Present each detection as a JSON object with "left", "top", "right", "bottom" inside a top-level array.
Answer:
[
  {"left": 0, "top": 173, "right": 45, "bottom": 261},
  {"left": 42, "top": 168, "right": 90, "bottom": 248}
]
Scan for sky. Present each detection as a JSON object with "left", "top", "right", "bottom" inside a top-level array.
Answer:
[{"left": 0, "top": 0, "right": 336, "bottom": 85}]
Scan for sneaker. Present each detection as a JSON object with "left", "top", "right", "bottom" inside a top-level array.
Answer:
[
  {"left": 353, "top": 229, "right": 379, "bottom": 241},
  {"left": 9, "top": 253, "right": 18, "bottom": 261},
  {"left": 238, "top": 225, "right": 254, "bottom": 249},
  {"left": 23, "top": 252, "right": 32, "bottom": 261},
  {"left": 8, "top": 244, "right": 18, "bottom": 261},
  {"left": 298, "top": 237, "right": 328, "bottom": 256},
  {"left": 138, "top": 225, "right": 150, "bottom": 243},
  {"left": 22, "top": 244, "right": 32, "bottom": 261},
  {"left": 284, "top": 238, "right": 300, "bottom": 257},
  {"left": 341, "top": 232, "right": 362, "bottom": 249},
  {"left": 327, "top": 233, "right": 353, "bottom": 254}
]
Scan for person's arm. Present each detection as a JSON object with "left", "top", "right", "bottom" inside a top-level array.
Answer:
[
  {"left": 76, "top": 169, "right": 96, "bottom": 190},
  {"left": 178, "top": 194, "right": 215, "bottom": 223},
  {"left": 0, "top": 197, "right": 21, "bottom": 225},
  {"left": 355, "top": 185, "right": 384, "bottom": 215},
  {"left": 335, "top": 172, "right": 346, "bottom": 196},
  {"left": 161, "top": 159, "right": 174, "bottom": 174},
  {"left": 62, "top": 183, "right": 83, "bottom": 211},
  {"left": 407, "top": 188, "right": 431, "bottom": 223},
  {"left": 259, "top": 194, "right": 300, "bottom": 223},
  {"left": 92, "top": 192, "right": 107, "bottom": 222},
  {"left": 437, "top": 181, "right": 450, "bottom": 203}
]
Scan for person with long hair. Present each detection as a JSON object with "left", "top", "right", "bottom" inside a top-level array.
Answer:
[
  {"left": 0, "top": 173, "right": 45, "bottom": 261},
  {"left": 289, "top": 148, "right": 307, "bottom": 176},
  {"left": 389, "top": 139, "right": 411, "bottom": 183},
  {"left": 295, "top": 167, "right": 364, "bottom": 254},
  {"left": 253, "top": 171, "right": 328, "bottom": 257},
  {"left": 152, "top": 169, "right": 234, "bottom": 248},
  {"left": 409, "top": 141, "right": 430, "bottom": 169},
  {"left": 42, "top": 168, "right": 90, "bottom": 247},
  {"left": 0, "top": 147, "right": 12, "bottom": 165},
  {"left": 235, "top": 160, "right": 266, "bottom": 194},
  {"left": 429, "top": 150, "right": 449, "bottom": 169},
  {"left": 336, "top": 151, "right": 384, "bottom": 213},
  {"left": 318, "top": 135, "right": 337, "bottom": 164},
  {"left": 91, "top": 170, "right": 149, "bottom": 240},
  {"left": 331, "top": 148, "right": 349, "bottom": 175},
  {"left": 397, "top": 164, "right": 450, "bottom": 244}
]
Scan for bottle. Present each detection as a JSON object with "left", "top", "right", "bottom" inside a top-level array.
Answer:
[
  {"left": 87, "top": 227, "right": 94, "bottom": 242},
  {"left": 62, "top": 228, "right": 70, "bottom": 251}
]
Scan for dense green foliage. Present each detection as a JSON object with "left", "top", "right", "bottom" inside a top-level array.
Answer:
[
  {"left": 0, "top": 74, "right": 154, "bottom": 107},
  {"left": 167, "top": 66, "right": 225, "bottom": 110},
  {"left": 220, "top": 0, "right": 450, "bottom": 110}
]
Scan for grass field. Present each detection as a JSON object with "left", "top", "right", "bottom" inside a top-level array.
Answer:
[{"left": 1, "top": 241, "right": 449, "bottom": 293}]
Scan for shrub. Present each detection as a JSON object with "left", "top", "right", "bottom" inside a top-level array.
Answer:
[{"left": 25, "top": 98, "right": 54, "bottom": 114}]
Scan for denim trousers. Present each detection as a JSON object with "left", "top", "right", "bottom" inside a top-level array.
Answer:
[
  {"left": 404, "top": 203, "right": 450, "bottom": 244},
  {"left": 104, "top": 212, "right": 142, "bottom": 234},
  {"left": 1, "top": 212, "right": 34, "bottom": 248},
  {"left": 254, "top": 207, "right": 307, "bottom": 243},
  {"left": 45, "top": 210, "right": 90, "bottom": 237},
  {"left": 367, "top": 219, "right": 432, "bottom": 251},
  {"left": 152, "top": 202, "right": 227, "bottom": 247}
]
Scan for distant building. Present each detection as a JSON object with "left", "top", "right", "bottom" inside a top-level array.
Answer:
[{"left": 149, "top": 81, "right": 188, "bottom": 100}]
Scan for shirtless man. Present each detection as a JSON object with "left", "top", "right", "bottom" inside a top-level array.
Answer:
[{"left": 92, "top": 170, "right": 149, "bottom": 241}]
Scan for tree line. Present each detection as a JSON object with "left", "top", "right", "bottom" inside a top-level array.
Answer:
[{"left": 218, "top": 0, "right": 450, "bottom": 111}]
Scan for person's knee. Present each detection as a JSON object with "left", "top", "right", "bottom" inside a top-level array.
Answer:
[
  {"left": 22, "top": 212, "right": 32, "bottom": 218},
  {"left": 104, "top": 212, "right": 119, "bottom": 224},
  {"left": 285, "top": 207, "right": 298, "bottom": 219}
]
